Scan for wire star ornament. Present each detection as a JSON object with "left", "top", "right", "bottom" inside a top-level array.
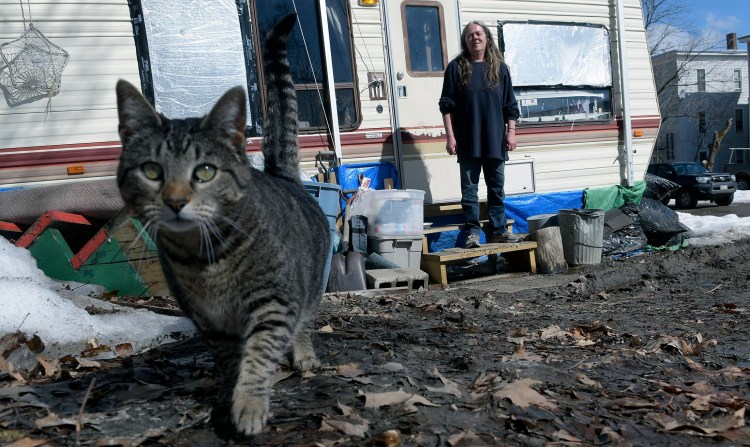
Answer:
[{"left": 0, "top": 24, "right": 69, "bottom": 107}]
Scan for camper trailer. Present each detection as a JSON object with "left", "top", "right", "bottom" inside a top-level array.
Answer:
[{"left": 0, "top": 0, "right": 660, "bottom": 206}]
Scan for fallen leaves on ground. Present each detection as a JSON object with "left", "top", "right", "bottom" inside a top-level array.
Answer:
[
  {"left": 493, "top": 378, "right": 557, "bottom": 410},
  {"left": 361, "top": 389, "right": 439, "bottom": 413}
]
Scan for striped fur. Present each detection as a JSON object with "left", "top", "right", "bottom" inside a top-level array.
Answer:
[
  {"left": 115, "top": 14, "right": 329, "bottom": 436},
  {"left": 262, "top": 13, "right": 300, "bottom": 183}
]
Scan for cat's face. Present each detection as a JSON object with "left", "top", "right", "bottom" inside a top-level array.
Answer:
[{"left": 115, "top": 80, "right": 250, "bottom": 235}]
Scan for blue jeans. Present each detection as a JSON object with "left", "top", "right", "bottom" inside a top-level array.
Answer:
[{"left": 459, "top": 157, "right": 507, "bottom": 238}]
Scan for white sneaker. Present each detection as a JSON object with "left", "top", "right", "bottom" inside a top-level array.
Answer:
[{"left": 464, "top": 234, "right": 481, "bottom": 248}]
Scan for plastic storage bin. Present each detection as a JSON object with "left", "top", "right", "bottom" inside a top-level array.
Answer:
[
  {"left": 368, "top": 235, "right": 423, "bottom": 269},
  {"left": 303, "top": 181, "right": 341, "bottom": 233},
  {"left": 352, "top": 189, "right": 425, "bottom": 237},
  {"left": 302, "top": 181, "right": 341, "bottom": 290}
]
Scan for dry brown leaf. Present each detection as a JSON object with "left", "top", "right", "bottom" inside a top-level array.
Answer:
[
  {"left": 447, "top": 430, "right": 483, "bottom": 446},
  {"left": 553, "top": 428, "right": 581, "bottom": 442},
  {"left": 36, "top": 355, "right": 59, "bottom": 377},
  {"left": 493, "top": 379, "right": 557, "bottom": 410},
  {"left": 647, "top": 412, "right": 680, "bottom": 430},
  {"left": 0, "top": 356, "right": 26, "bottom": 383},
  {"left": 320, "top": 417, "right": 369, "bottom": 438},
  {"left": 425, "top": 367, "right": 462, "bottom": 398},
  {"left": 34, "top": 414, "right": 79, "bottom": 428},
  {"left": 25, "top": 334, "right": 45, "bottom": 354},
  {"left": 665, "top": 408, "right": 745, "bottom": 434},
  {"left": 510, "top": 343, "right": 543, "bottom": 362},
  {"left": 272, "top": 370, "right": 295, "bottom": 385},
  {"left": 79, "top": 344, "right": 111, "bottom": 358},
  {"left": 689, "top": 395, "right": 711, "bottom": 411},
  {"left": 380, "top": 362, "right": 405, "bottom": 372},
  {"left": 362, "top": 389, "right": 439, "bottom": 413},
  {"left": 337, "top": 402, "right": 353, "bottom": 417},
  {"left": 576, "top": 372, "right": 602, "bottom": 389},
  {"left": 539, "top": 325, "right": 567, "bottom": 340},
  {"left": 75, "top": 358, "right": 101, "bottom": 369},
  {"left": 94, "top": 427, "right": 168, "bottom": 447},
  {"left": 115, "top": 343, "right": 133, "bottom": 358},
  {"left": 336, "top": 363, "right": 364, "bottom": 378},
  {"left": 599, "top": 427, "right": 624, "bottom": 443},
  {"left": 610, "top": 397, "right": 659, "bottom": 409},
  {"left": 1, "top": 331, "right": 28, "bottom": 357},
  {"left": 718, "top": 426, "right": 750, "bottom": 445},
  {"left": 5, "top": 438, "right": 50, "bottom": 447}
]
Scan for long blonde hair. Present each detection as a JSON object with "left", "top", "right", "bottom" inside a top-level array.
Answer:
[{"left": 457, "top": 21, "right": 503, "bottom": 88}]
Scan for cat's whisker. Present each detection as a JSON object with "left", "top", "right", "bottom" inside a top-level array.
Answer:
[
  {"left": 218, "top": 215, "right": 251, "bottom": 239},
  {"left": 195, "top": 219, "right": 212, "bottom": 263}
]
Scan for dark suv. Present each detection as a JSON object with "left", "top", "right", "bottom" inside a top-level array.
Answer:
[{"left": 647, "top": 162, "right": 737, "bottom": 209}]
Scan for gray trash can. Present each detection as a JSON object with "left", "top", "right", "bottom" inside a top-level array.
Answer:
[{"left": 558, "top": 209, "right": 605, "bottom": 265}]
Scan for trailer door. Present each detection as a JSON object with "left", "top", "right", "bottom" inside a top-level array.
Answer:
[
  {"left": 387, "top": 1, "right": 458, "bottom": 127},
  {"left": 385, "top": 1, "right": 463, "bottom": 202}
]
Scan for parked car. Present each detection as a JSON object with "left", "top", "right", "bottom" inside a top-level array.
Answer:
[{"left": 647, "top": 162, "right": 737, "bottom": 209}]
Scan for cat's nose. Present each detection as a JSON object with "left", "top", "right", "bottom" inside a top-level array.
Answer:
[{"left": 165, "top": 198, "right": 188, "bottom": 213}]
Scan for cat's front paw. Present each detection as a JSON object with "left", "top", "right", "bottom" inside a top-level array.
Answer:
[
  {"left": 293, "top": 353, "right": 321, "bottom": 371},
  {"left": 231, "top": 392, "right": 269, "bottom": 435}
]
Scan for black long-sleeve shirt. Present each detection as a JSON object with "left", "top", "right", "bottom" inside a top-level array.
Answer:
[{"left": 439, "top": 60, "right": 520, "bottom": 161}]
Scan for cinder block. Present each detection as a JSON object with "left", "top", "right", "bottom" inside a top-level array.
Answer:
[{"left": 366, "top": 268, "right": 428, "bottom": 290}]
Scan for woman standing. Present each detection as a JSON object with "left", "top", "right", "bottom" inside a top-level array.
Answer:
[{"left": 439, "top": 21, "right": 520, "bottom": 248}]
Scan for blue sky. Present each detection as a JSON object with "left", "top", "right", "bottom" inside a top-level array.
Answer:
[{"left": 686, "top": 0, "right": 750, "bottom": 44}]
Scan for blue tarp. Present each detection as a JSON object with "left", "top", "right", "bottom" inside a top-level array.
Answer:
[
  {"left": 425, "top": 190, "right": 584, "bottom": 252},
  {"left": 334, "top": 162, "right": 400, "bottom": 211}
]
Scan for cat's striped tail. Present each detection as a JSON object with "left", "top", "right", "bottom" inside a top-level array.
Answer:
[{"left": 261, "top": 13, "right": 300, "bottom": 183}]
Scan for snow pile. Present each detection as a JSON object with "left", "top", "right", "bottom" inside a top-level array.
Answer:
[
  {"left": 0, "top": 238, "right": 196, "bottom": 360},
  {"left": 677, "top": 190, "right": 750, "bottom": 246},
  {"left": 678, "top": 213, "right": 750, "bottom": 246}
]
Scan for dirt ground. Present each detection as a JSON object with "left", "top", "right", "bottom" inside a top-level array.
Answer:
[{"left": 1, "top": 239, "right": 749, "bottom": 446}]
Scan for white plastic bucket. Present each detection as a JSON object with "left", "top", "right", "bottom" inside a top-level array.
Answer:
[{"left": 558, "top": 209, "right": 605, "bottom": 265}]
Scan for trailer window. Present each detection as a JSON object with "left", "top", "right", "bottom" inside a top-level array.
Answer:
[
  {"left": 127, "top": 0, "right": 258, "bottom": 128},
  {"left": 499, "top": 22, "right": 613, "bottom": 126},
  {"left": 256, "top": 0, "right": 359, "bottom": 132},
  {"left": 403, "top": 3, "right": 446, "bottom": 76}
]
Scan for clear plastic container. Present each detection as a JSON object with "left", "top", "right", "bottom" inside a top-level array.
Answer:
[{"left": 353, "top": 189, "right": 425, "bottom": 237}]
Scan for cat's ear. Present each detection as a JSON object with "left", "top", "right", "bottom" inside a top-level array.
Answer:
[
  {"left": 116, "top": 80, "right": 162, "bottom": 144},
  {"left": 201, "top": 87, "right": 247, "bottom": 149}
]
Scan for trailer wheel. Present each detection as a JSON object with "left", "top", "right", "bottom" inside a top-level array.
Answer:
[{"left": 737, "top": 177, "right": 749, "bottom": 191}]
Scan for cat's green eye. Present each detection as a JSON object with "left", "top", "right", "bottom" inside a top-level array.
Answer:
[
  {"left": 194, "top": 164, "right": 217, "bottom": 183},
  {"left": 141, "top": 162, "right": 163, "bottom": 181}
]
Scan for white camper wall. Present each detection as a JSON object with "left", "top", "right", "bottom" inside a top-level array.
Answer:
[
  {"left": 349, "top": 2, "right": 392, "bottom": 132},
  {"left": 0, "top": 1, "right": 140, "bottom": 150}
]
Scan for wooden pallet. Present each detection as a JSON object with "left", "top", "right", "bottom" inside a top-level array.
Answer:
[{"left": 420, "top": 240, "right": 537, "bottom": 288}]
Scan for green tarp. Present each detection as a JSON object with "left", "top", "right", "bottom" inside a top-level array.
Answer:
[{"left": 583, "top": 180, "right": 646, "bottom": 211}]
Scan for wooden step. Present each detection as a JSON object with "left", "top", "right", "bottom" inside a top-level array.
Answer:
[{"left": 421, "top": 240, "right": 537, "bottom": 288}]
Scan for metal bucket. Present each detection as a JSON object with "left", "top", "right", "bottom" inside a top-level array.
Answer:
[{"left": 558, "top": 209, "right": 605, "bottom": 265}]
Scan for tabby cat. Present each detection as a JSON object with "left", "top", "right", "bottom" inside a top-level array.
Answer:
[{"left": 115, "top": 14, "right": 330, "bottom": 435}]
